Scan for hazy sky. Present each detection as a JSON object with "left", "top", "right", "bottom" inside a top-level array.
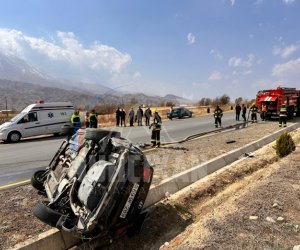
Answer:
[{"left": 0, "top": 0, "right": 299, "bottom": 100}]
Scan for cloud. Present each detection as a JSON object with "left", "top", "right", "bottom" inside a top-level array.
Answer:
[
  {"left": 230, "top": 0, "right": 236, "bottom": 6},
  {"left": 228, "top": 54, "right": 254, "bottom": 67},
  {"left": 208, "top": 71, "right": 222, "bottom": 81},
  {"left": 0, "top": 28, "right": 132, "bottom": 78},
  {"left": 210, "top": 49, "right": 223, "bottom": 60},
  {"left": 273, "top": 44, "right": 299, "bottom": 58},
  {"left": 272, "top": 57, "right": 300, "bottom": 78},
  {"left": 282, "top": 0, "right": 295, "bottom": 4},
  {"left": 187, "top": 33, "right": 196, "bottom": 44}
]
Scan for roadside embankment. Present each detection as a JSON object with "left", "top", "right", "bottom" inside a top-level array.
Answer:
[{"left": 1, "top": 120, "right": 298, "bottom": 249}]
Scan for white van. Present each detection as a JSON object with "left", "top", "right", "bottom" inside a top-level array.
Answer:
[{"left": 0, "top": 101, "right": 75, "bottom": 142}]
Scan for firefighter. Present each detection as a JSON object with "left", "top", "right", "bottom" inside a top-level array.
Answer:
[
  {"left": 261, "top": 103, "right": 267, "bottom": 121},
  {"left": 279, "top": 104, "right": 287, "bottom": 127},
  {"left": 250, "top": 104, "right": 258, "bottom": 123},
  {"left": 149, "top": 108, "right": 162, "bottom": 147},
  {"left": 89, "top": 109, "right": 98, "bottom": 128},
  {"left": 71, "top": 110, "right": 81, "bottom": 134},
  {"left": 213, "top": 105, "right": 223, "bottom": 128}
]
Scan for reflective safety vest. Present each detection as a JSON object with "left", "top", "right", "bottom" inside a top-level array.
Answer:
[
  {"left": 71, "top": 114, "right": 81, "bottom": 125},
  {"left": 153, "top": 113, "right": 162, "bottom": 130},
  {"left": 251, "top": 106, "right": 258, "bottom": 114},
  {"left": 279, "top": 107, "right": 287, "bottom": 117},
  {"left": 214, "top": 109, "right": 223, "bottom": 118},
  {"left": 89, "top": 113, "right": 97, "bottom": 123},
  {"left": 262, "top": 105, "right": 267, "bottom": 112}
]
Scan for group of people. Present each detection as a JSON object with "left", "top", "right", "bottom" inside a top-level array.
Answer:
[
  {"left": 70, "top": 109, "right": 98, "bottom": 130},
  {"left": 234, "top": 102, "right": 288, "bottom": 127},
  {"left": 115, "top": 106, "right": 153, "bottom": 127}
]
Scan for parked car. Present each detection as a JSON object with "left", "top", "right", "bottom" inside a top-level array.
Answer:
[
  {"left": 31, "top": 128, "right": 153, "bottom": 244},
  {"left": 167, "top": 107, "right": 193, "bottom": 120}
]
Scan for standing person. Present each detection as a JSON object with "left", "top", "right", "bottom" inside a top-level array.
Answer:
[
  {"left": 242, "top": 104, "right": 247, "bottom": 122},
  {"left": 279, "top": 104, "right": 287, "bottom": 127},
  {"left": 250, "top": 103, "right": 258, "bottom": 123},
  {"left": 145, "top": 107, "right": 152, "bottom": 126},
  {"left": 129, "top": 108, "right": 135, "bottom": 127},
  {"left": 84, "top": 111, "right": 90, "bottom": 128},
  {"left": 115, "top": 107, "right": 121, "bottom": 127},
  {"left": 261, "top": 103, "right": 267, "bottom": 121},
  {"left": 136, "top": 106, "right": 143, "bottom": 126},
  {"left": 89, "top": 109, "right": 98, "bottom": 128},
  {"left": 235, "top": 103, "right": 241, "bottom": 121},
  {"left": 71, "top": 110, "right": 81, "bottom": 134},
  {"left": 150, "top": 108, "right": 162, "bottom": 148},
  {"left": 213, "top": 105, "right": 223, "bottom": 128},
  {"left": 120, "top": 108, "right": 126, "bottom": 127}
]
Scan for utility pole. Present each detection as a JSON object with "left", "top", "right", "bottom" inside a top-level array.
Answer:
[{"left": 5, "top": 96, "right": 8, "bottom": 117}]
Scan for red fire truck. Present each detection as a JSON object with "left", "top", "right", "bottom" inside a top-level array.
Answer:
[{"left": 256, "top": 86, "right": 300, "bottom": 119}]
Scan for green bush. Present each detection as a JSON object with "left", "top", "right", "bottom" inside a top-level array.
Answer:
[{"left": 274, "top": 132, "right": 296, "bottom": 158}]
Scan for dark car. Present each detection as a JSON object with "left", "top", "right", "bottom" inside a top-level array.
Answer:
[
  {"left": 167, "top": 107, "right": 193, "bottom": 120},
  {"left": 31, "top": 128, "right": 153, "bottom": 245}
]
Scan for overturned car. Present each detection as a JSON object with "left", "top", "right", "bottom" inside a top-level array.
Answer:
[{"left": 31, "top": 128, "right": 153, "bottom": 242}]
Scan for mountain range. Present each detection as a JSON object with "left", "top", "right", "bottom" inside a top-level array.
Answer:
[{"left": 0, "top": 53, "right": 193, "bottom": 111}]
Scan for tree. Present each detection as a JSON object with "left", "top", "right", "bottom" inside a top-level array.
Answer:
[
  {"left": 235, "top": 97, "right": 243, "bottom": 104},
  {"left": 198, "top": 98, "right": 212, "bottom": 106},
  {"left": 219, "top": 94, "right": 230, "bottom": 105}
]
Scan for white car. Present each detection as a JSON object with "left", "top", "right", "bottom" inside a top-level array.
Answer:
[{"left": 0, "top": 101, "right": 74, "bottom": 142}]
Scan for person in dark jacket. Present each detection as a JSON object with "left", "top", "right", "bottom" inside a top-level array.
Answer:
[
  {"left": 144, "top": 107, "right": 152, "bottom": 126},
  {"left": 213, "top": 106, "right": 223, "bottom": 128},
  {"left": 84, "top": 111, "right": 90, "bottom": 128},
  {"left": 120, "top": 108, "right": 126, "bottom": 127},
  {"left": 150, "top": 108, "right": 162, "bottom": 147},
  {"left": 136, "top": 106, "right": 143, "bottom": 126},
  {"left": 115, "top": 107, "right": 121, "bottom": 127},
  {"left": 129, "top": 108, "right": 135, "bottom": 127},
  {"left": 235, "top": 103, "right": 241, "bottom": 121},
  {"left": 241, "top": 104, "right": 247, "bottom": 122},
  {"left": 89, "top": 110, "right": 98, "bottom": 128}
]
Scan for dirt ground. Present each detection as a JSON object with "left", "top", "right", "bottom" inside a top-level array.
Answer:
[
  {"left": 107, "top": 128, "right": 300, "bottom": 250},
  {"left": 0, "top": 121, "right": 299, "bottom": 249}
]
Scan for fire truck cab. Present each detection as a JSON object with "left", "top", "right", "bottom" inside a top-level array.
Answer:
[{"left": 256, "top": 87, "right": 300, "bottom": 120}]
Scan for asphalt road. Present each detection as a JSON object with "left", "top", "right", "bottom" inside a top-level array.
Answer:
[{"left": 0, "top": 112, "right": 236, "bottom": 187}]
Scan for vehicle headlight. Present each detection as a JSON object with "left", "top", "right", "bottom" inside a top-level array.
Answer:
[{"left": 0, "top": 127, "right": 8, "bottom": 133}]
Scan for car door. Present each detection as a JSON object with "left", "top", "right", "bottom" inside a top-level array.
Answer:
[{"left": 18, "top": 112, "right": 43, "bottom": 137}]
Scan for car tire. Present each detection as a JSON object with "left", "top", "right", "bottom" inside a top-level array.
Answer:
[
  {"left": 31, "top": 170, "right": 48, "bottom": 191},
  {"left": 8, "top": 131, "right": 21, "bottom": 143},
  {"left": 33, "top": 201, "right": 62, "bottom": 227}
]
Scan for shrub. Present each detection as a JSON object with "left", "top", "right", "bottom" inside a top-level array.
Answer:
[{"left": 274, "top": 132, "right": 295, "bottom": 158}]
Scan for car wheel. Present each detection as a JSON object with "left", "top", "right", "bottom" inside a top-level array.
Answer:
[
  {"left": 31, "top": 170, "right": 48, "bottom": 191},
  {"left": 33, "top": 201, "right": 63, "bottom": 227},
  {"left": 60, "top": 124, "right": 74, "bottom": 136},
  {"left": 8, "top": 131, "right": 21, "bottom": 143}
]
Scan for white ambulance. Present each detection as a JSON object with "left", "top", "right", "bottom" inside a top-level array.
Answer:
[{"left": 0, "top": 101, "right": 74, "bottom": 142}]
